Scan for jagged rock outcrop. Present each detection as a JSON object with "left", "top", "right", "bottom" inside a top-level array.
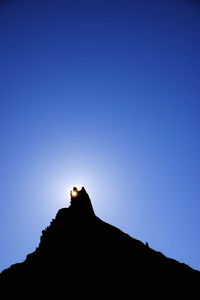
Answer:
[{"left": 1, "top": 187, "right": 199, "bottom": 296}]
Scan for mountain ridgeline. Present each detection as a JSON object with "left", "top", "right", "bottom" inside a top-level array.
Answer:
[{"left": 1, "top": 187, "right": 199, "bottom": 296}]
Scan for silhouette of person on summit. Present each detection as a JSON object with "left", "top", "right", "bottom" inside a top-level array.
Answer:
[{"left": 70, "top": 187, "right": 78, "bottom": 198}]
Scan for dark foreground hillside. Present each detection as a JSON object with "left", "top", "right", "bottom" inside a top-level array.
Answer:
[{"left": 1, "top": 187, "right": 199, "bottom": 297}]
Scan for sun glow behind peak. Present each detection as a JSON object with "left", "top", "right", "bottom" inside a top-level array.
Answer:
[{"left": 71, "top": 189, "right": 78, "bottom": 197}]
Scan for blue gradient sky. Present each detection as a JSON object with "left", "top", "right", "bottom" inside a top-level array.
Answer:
[{"left": 0, "top": 0, "right": 200, "bottom": 271}]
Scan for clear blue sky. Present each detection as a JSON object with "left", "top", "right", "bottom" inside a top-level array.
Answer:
[{"left": 0, "top": 0, "right": 200, "bottom": 272}]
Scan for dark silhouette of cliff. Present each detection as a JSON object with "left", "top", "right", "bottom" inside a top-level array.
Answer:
[{"left": 1, "top": 187, "right": 199, "bottom": 296}]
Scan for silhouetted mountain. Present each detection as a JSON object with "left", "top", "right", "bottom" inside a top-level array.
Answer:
[{"left": 1, "top": 187, "right": 199, "bottom": 297}]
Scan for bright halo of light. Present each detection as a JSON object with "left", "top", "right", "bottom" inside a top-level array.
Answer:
[{"left": 71, "top": 190, "right": 78, "bottom": 197}]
